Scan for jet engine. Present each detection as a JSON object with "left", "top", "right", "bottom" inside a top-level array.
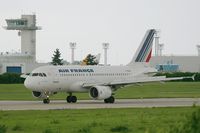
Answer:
[{"left": 89, "top": 86, "right": 112, "bottom": 100}]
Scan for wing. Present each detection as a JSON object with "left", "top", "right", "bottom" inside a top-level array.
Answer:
[
  {"left": 82, "top": 75, "right": 193, "bottom": 88},
  {"left": 109, "top": 76, "right": 184, "bottom": 86}
]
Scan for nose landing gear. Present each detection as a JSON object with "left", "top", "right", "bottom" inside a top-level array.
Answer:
[{"left": 43, "top": 98, "right": 50, "bottom": 104}]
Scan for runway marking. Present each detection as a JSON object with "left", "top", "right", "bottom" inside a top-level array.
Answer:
[{"left": 0, "top": 98, "right": 200, "bottom": 110}]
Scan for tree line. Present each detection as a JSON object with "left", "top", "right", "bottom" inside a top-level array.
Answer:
[{"left": 0, "top": 73, "right": 25, "bottom": 84}]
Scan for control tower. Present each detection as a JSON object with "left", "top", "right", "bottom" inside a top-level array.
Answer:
[{"left": 4, "top": 14, "right": 41, "bottom": 61}]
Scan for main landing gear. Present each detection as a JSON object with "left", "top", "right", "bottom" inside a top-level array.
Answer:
[
  {"left": 104, "top": 96, "right": 115, "bottom": 103},
  {"left": 42, "top": 93, "right": 77, "bottom": 104},
  {"left": 66, "top": 93, "right": 77, "bottom": 103},
  {"left": 42, "top": 93, "right": 114, "bottom": 104}
]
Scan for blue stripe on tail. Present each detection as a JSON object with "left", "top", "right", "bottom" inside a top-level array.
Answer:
[{"left": 135, "top": 29, "right": 156, "bottom": 62}]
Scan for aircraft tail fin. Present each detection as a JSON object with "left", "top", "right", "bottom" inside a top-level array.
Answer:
[{"left": 128, "top": 29, "right": 156, "bottom": 65}]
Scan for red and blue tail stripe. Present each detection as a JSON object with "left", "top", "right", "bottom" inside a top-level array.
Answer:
[{"left": 134, "top": 29, "right": 156, "bottom": 63}]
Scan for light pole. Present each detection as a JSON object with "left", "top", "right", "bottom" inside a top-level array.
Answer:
[
  {"left": 69, "top": 42, "right": 76, "bottom": 64},
  {"left": 102, "top": 43, "right": 109, "bottom": 65}
]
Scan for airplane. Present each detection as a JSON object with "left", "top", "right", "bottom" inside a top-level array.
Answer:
[{"left": 24, "top": 29, "right": 185, "bottom": 104}]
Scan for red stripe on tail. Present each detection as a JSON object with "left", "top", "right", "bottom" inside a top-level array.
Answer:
[{"left": 146, "top": 49, "right": 152, "bottom": 62}]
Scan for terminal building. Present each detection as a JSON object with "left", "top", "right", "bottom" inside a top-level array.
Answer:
[
  {"left": 150, "top": 31, "right": 200, "bottom": 72},
  {"left": 150, "top": 56, "right": 200, "bottom": 72},
  {"left": 0, "top": 14, "right": 46, "bottom": 74}
]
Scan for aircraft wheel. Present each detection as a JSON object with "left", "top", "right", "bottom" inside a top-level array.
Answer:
[
  {"left": 66, "top": 96, "right": 77, "bottom": 103},
  {"left": 104, "top": 98, "right": 109, "bottom": 103},
  {"left": 104, "top": 96, "right": 115, "bottom": 103},
  {"left": 66, "top": 96, "right": 72, "bottom": 103},
  {"left": 109, "top": 96, "right": 115, "bottom": 103},
  {"left": 71, "top": 96, "right": 77, "bottom": 103},
  {"left": 43, "top": 98, "right": 50, "bottom": 104}
]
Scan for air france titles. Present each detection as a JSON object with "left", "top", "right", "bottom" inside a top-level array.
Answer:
[{"left": 58, "top": 69, "right": 94, "bottom": 73}]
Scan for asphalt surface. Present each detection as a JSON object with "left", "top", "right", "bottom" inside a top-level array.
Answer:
[{"left": 0, "top": 98, "right": 200, "bottom": 110}]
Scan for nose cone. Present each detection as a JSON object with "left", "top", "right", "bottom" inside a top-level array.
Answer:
[{"left": 24, "top": 77, "right": 31, "bottom": 89}]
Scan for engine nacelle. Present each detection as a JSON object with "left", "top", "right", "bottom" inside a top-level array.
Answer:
[
  {"left": 89, "top": 86, "right": 112, "bottom": 100},
  {"left": 32, "top": 91, "right": 47, "bottom": 99}
]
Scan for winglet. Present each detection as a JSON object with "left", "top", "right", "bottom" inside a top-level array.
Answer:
[{"left": 191, "top": 74, "right": 196, "bottom": 81}]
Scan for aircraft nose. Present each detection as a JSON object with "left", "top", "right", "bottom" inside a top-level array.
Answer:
[{"left": 24, "top": 77, "right": 31, "bottom": 89}]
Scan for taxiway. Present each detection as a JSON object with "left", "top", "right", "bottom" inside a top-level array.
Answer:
[{"left": 0, "top": 98, "right": 200, "bottom": 110}]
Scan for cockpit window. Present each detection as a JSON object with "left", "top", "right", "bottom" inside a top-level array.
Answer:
[
  {"left": 31, "top": 73, "right": 47, "bottom": 77},
  {"left": 32, "top": 73, "right": 39, "bottom": 76}
]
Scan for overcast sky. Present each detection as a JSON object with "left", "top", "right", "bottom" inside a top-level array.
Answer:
[{"left": 0, "top": 0, "right": 200, "bottom": 65}]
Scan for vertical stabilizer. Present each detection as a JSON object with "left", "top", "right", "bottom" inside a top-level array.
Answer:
[{"left": 128, "top": 29, "right": 156, "bottom": 65}]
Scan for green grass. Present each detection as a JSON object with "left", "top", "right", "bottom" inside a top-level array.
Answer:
[
  {"left": 0, "top": 84, "right": 33, "bottom": 100},
  {"left": 0, "top": 82, "right": 200, "bottom": 100},
  {"left": 0, "top": 107, "right": 198, "bottom": 133},
  {"left": 116, "top": 82, "right": 200, "bottom": 99}
]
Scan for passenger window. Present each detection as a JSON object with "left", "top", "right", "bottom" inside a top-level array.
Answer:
[
  {"left": 43, "top": 73, "right": 47, "bottom": 77},
  {"left": 39, "top": 73, "right": 43, "bottom": 77}
]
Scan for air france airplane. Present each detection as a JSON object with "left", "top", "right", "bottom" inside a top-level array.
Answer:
[{"left": 24, "top": 29, "right": 184, "bottom": 104}]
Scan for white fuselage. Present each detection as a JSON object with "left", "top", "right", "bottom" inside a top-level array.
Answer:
[{"left": 24, "top": 64, "right": 154, "bottom": 93}]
